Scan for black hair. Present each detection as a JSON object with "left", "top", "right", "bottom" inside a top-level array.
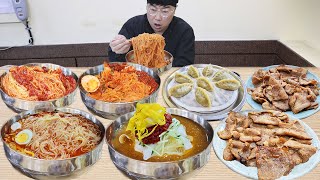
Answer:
[{"left": 147, "top": 0, "right": 178, "bottom": 7}]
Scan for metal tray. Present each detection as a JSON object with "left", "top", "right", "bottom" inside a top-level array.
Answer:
[{"left": 162, "top": 64, "right": 246, "bottom": 120}]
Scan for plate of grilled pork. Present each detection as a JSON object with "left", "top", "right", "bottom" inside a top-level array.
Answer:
[
  {"left": 213, "top": 110, "right": 320, "bottom": 180},
  {"left": 246, "top": 65, "right": 320, "bottom": 119}
]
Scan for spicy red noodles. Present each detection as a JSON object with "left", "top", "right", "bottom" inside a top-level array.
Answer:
[
  {"left": 87, "top": 63, "right": 159, "bottom": 102},
  {"left": 1, "top": 66, "right": 76, "bottom": 101}
]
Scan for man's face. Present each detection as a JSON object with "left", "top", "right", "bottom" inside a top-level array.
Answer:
[{"left": 146, "top": 4, "right": 175, "bottom": 34}]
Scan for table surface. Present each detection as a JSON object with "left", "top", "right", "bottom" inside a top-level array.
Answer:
[{"left": 0, "top": 66, "right": 319, "bottom": 180}]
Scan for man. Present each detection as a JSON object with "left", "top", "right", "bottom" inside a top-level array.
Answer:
[{"left": 108, "top": 0, "right": 195, "bottom": 67}]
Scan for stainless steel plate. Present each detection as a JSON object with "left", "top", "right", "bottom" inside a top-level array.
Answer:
[
  {"left": 106, "top": 108, "right": 213, "bottom": 179},
  {"left": 0, "top": 63, "right": 78, "bottom": 112},
  {"left": 163, "top": 64, "right": 246, "bottom": 120},
  {"left": 0, "top": 107, "right": 105, "bottom": 179},
  {"left": 79, "top": 62, "right": 161, "bottom": 119}
]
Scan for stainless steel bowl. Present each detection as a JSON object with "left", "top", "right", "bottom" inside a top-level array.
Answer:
[
  {"left": 79, "top": 62, "right": 161, "bottom": 119},
  {"left": 0, "top": 63, "right": 78, "bottom": 112},
  {"left": 0, "top": 107, "right": 105, "bottom": 179},
  {"left": 163, "top": 64, "right": 246, "bottom": 121},
  {"left": 125, "top": 50, "right": 173, "bottom": 74},
  {"left": 106, "top": 108, "right": 214, "bottom": 179}
]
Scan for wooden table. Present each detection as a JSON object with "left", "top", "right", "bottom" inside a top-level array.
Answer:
[{"left": 0, "top": 67, "right": 319, "bottom": 180}]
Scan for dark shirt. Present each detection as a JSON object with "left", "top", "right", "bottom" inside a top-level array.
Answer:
[{"left": 108, "top": 14, "right": 195, "bottom": 67}]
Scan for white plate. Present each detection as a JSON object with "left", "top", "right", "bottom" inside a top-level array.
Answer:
[
  {"left": 213, "top": 110, "right": 320, "bottom": 180},
  {"left": 246, "top": 65, "right": 320, "bottom": 119},
  {"left": 167, "top": 65, "right": 239, "bottom": 113}
]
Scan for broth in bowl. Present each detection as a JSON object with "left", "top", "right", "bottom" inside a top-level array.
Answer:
[
  {"left": 3, "top": 110, "right": 102, "bottom": 160},
  {"left": 112, "top": 115, "right": 209, "bottom": 162},
  {"left": 1, "top": 108, "right": 105, "bottom": 178},
  {"left": 110, "top": 103, "right": 209, "bottom": 162},
  {"left": 106, "top": 104, "right": 213, "bottom": 179}
]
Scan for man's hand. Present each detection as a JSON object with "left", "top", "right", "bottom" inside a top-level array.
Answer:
[{"left": 109, "top": 35, "right": 131, "bottom": 54}]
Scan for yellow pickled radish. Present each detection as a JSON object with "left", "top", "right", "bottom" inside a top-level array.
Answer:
[
  {"left": 126, "top": 103, "right": 166, "bottom": 141},
  {"left": 81, "top": 75, "right": 100, "bottom": 92}
]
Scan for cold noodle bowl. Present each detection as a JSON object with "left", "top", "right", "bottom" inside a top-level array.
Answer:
[{"left": 3, "top": 111, "right": 102, "bottom": 160}]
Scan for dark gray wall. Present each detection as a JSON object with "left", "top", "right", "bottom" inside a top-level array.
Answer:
[{"left": 0, "top": 41, "right": 314, "bottom": 67}]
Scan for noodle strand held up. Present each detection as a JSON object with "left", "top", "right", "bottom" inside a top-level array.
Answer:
[{"left": 131, "top": 33, "right": 168, "bottom": 68}]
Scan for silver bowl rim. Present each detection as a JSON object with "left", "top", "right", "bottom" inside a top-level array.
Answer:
[
  {"left": 78, "top": 62, "right": 161, "bottom": 105},
  {"left": 0, "top": 63, "right": 79, "bottom": 103},
  {"left": 105, "top": 107, "right": 214, "bottom": 164},
  {"left": 0, "top": 107, "right": 106, "bottom": 162},
  {"left": 125, "top": 49, "right": 173, "bottom": 70}
]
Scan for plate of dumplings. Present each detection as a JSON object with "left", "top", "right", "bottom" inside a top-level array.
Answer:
[{"left": 166, "top": 64, "right": 242, "bottom": 113}]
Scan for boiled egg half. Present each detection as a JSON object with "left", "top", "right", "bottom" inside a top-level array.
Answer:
[
  {"left": 15, "top": 129, "right": 33, "bottom": 145},
  {"left": 81, "top": 75, "right": 100, "bottom": 92}
]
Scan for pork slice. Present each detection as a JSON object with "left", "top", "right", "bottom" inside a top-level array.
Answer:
[
  {"left": 306, "top": 85, "right": 319, "bottom": 96},
  {"left": 284, "top": 139, "right": 317, "bottom": 163},
  {"left": 239, "top": 133, "right": 261, "bottom": 142},
  {"left": 289, "top": 92, "right": 311, "bottom": 114},
  {"left": 265, "top": 84, "right": 288, "bottom": 101},
  {"left": 294, "top": 67, "right": 308, "bottom": 78},
  {"left": 262, "top": 101, "right": 280, "bottom": 111},
  {"left": 271, "top": 111, "right": 289, "bottom": 122},
  {"left": 252, "top": 69, "right": 266, "bottom": 86},
  {"left": 237, "top": 116, "right": 252, "bottom": 129},
  {"left": 223, "top": 140, "right": 234, "bottom": 161},
  {"left": 275, "top": 128, "right": 312, "bottom": 140},
  {"left": 263, "top": 75, "right": 281, "bottom": 86},
  {"left": 246, "top": 159, "right": 257, "bottom": 167},
  {"left": 278, "top": 120, "right": 304, "bottom": 131},
  {"left": 299, "top": 77, "right": 318, "bottom": 86},
  {"left": 249, "top": 112, "right": 281, "bottom": 125},
  {"left": 286, "top": 78, "right": 300, "bottom": 86},
  {"left": 276, "top": 64, "right": 292, "bottom": 73},
  {"left": 250, "top": 86, "right": 267, "bottom": 103},
  {"left": 218, "top": 114, "right": 237, "bottom": 139},
  {"left": 306, "top": 102, "right": 319, "bottom": 111},
  {"left": 256, "top": 146, "right": 295, "bottom": 180},
  {"left": 284, "top": 84, "right": 297, "bottom": 95},
  {"left": 276, "top": 65, "right": 307, "bottom": 78},
  {"left": 288, "top": 149, "right": 303, "bottom": 165},
  {"left": 272, "top": 100, "right": 290, "bottom": 111}
]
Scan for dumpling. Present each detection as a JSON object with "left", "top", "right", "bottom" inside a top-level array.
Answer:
[
  {"left": 169, "top": 83, "right": 193, "bottom": 98},
  {"left": 197, "top": 77, "right": 214, "bottom": 92},
  {"left": 175, "top": 72, "right": 193, "bottom": 84},
  {"left": 187, "top": 65, "right": 200, "bottom": 78},
  {"left": 195, "top": 87, "right": 211, "bottom": 107},
  {"left": 215, "top": 79, "right": 241, "bottom": 91},
  {"left": 202, "top": 64, "right": 214, "bottom": 77},
  {"left": 212, "top": 69, "right": 229, "bottom": 82}
]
